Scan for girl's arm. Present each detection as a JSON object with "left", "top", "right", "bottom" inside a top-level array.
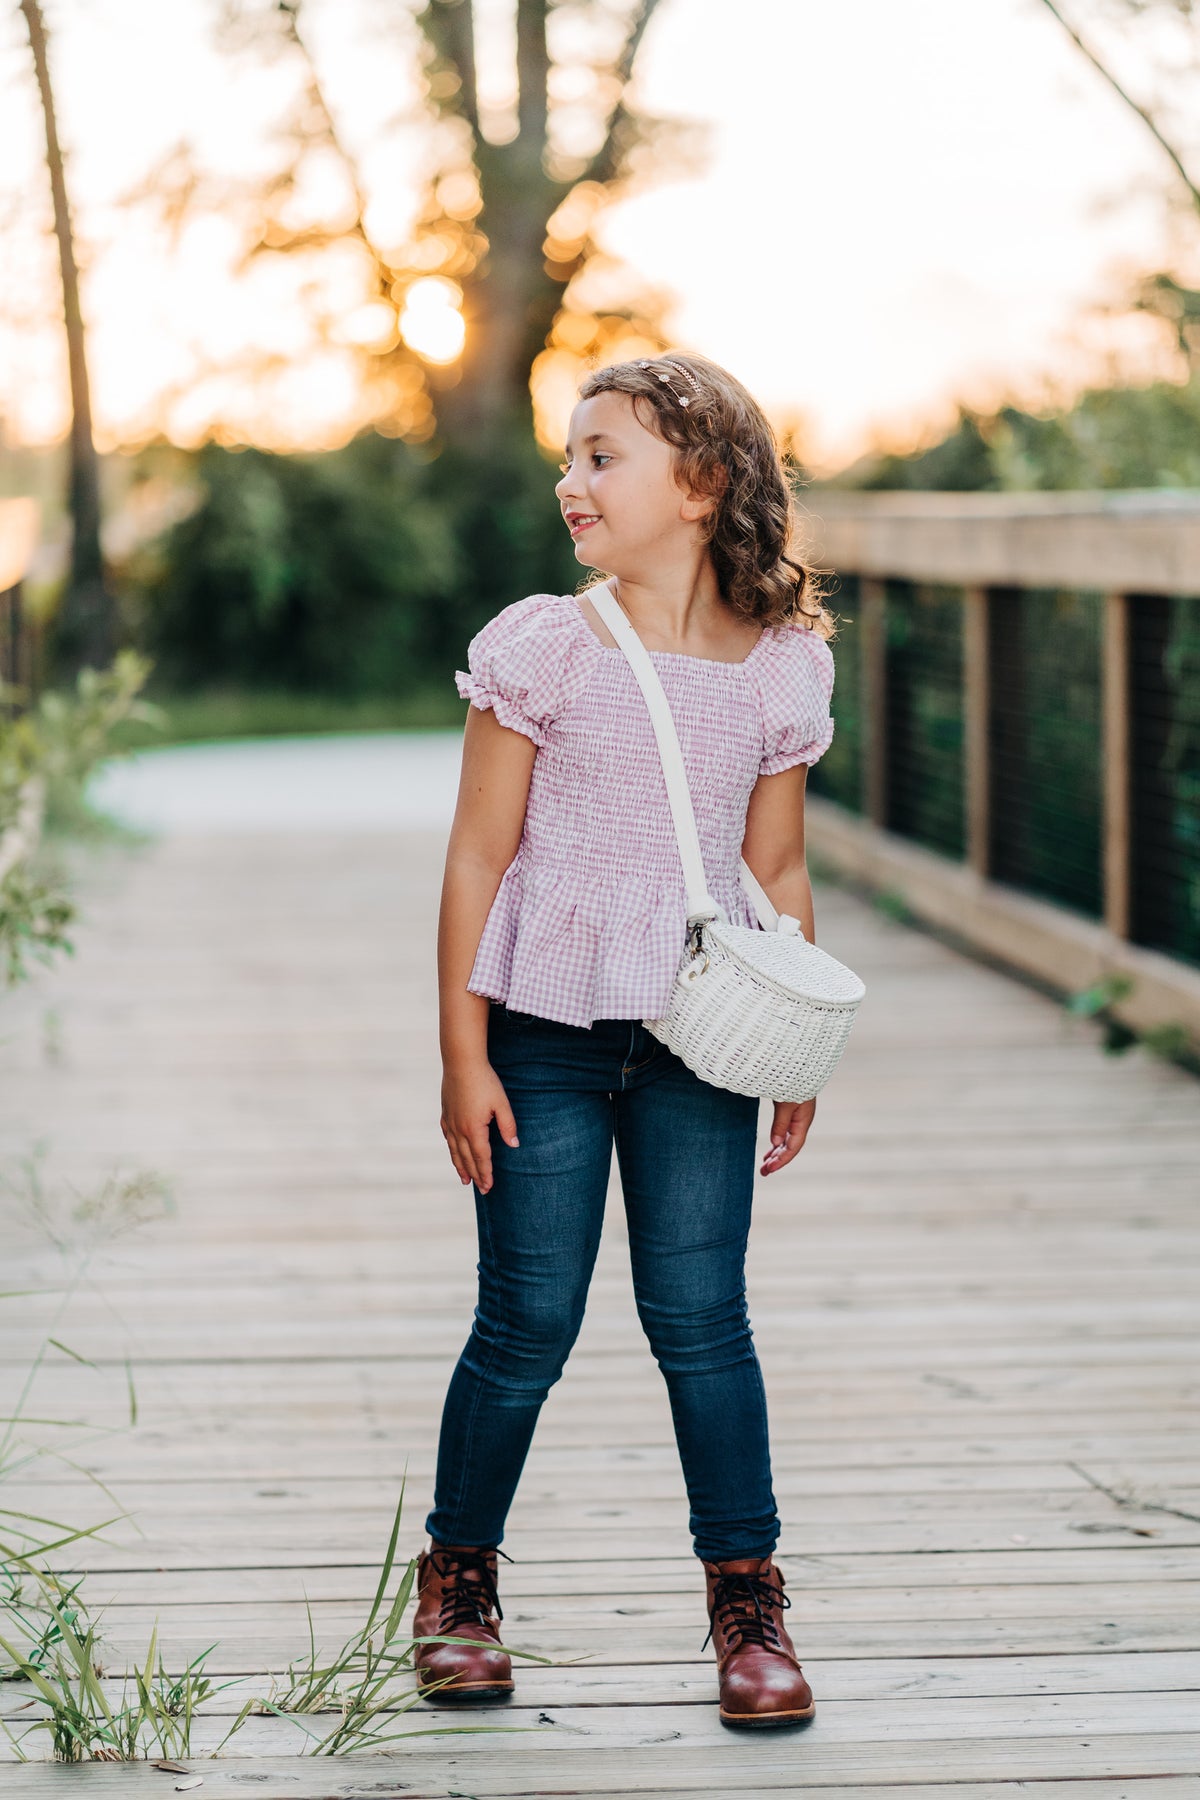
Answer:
[
  {"left": 438, "top": 705, "right": 537, "bottom": 1194},
  {"left": 740, "top": 762, "right": 819, "bottom": 1176}
]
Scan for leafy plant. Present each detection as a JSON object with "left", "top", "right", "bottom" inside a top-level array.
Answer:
[
  {"left": 0, "top": 652, "right": 163, "bottom": 988},
  {"left": 0, "top": 1561, "right": 232, "bottom": 1762},
  {"left": 0, "top": 861, "right": 73, "bottom": 989}
]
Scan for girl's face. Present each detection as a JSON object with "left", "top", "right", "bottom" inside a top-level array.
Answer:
[{"left": 555, "top": 391, "right": 707, "bottom": 572}]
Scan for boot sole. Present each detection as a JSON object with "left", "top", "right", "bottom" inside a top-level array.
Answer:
[
  {"left": 417, "top": 1679, "right": 515, "bottom": 1705},
  {"left": 720, "top": 1702, "right": 816, "bottom": 1729}
]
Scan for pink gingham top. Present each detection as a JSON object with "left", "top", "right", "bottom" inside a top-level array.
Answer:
[{"left": 455, "top": 591, "right": 835, "bottom": 1028}]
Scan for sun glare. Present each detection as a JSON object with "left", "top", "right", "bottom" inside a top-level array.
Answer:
[{"left": 398, "top": 277, "right": 466, "bottom": 365}]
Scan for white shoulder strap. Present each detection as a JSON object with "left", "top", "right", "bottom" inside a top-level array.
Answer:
[{"left": 587, "top": 581, "right": 782, "bottom": 933}]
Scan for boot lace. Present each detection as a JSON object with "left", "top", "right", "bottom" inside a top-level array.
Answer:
[
  {"left": 432, "top": 1548, "right": 508, "bottom": 1632},
  {"left": 703, "top": 1569, "right": 790, "bottom": 1653}
]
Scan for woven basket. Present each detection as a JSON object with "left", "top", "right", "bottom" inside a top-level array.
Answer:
[{"left": 644, "top": 912, "right": 865, "bottom": 1102}]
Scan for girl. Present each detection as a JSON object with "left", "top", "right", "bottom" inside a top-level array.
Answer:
[{"left": 414, "top": 353, "right": 835, "bottom": 1730}]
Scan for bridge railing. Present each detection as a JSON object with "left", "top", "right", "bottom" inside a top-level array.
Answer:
[{"left": 802, "top": 491, "right": 1200, "bottom": 1051}]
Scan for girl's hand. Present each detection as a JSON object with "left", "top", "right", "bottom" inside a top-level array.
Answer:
[
  {"left": 441, "top": 1063, "right": 520, "bottom": 1195},
  {"left": 761, "top": 1098, "right": 816, "bottom": 1175}
]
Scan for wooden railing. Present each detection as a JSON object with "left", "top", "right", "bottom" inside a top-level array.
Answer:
[{"left": 802, "top": 491, "right": 1200, "bottom": 1051}]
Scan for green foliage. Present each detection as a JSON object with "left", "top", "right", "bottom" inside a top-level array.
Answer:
[
  {"left": 850, "top": 410, "right": 999, "bottom": 491},
  {"left": 836, "top": 376, "right": 1200, "bottom": 493},
  {"left": 1, "top": 1563, "right": 231, "bottom": 1762},
  {"left": 0, "top": 654, "right": 161, "bottom": 988},
  {"left": 130, "top": 426, "right": 580, "bottom": 700},
  {"left": 32, "top": 654, "right": 164, "bottom": 836},
  {"left": 1066, "top": 972, "right": 1136, "bottom": 1017},
  {"left": 1, "top": 1495, "right": 528, "bottom": 1761},
  {"left": 0, "top": 862, "right": 73, "bottom": 990}
]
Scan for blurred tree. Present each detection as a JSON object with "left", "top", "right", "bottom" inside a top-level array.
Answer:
[
  {"left": 1039, "top": 0, "right": 1200, "bottom": 219},
  {"left": 18, "top": 0, "right": 112, "bottom": 673},
  {"left": 145, "top": 0, "right": 697, "bottom": 452},
  {"left": 1039, "top": 3, "right": 1200, "bottom": 376},
  {"left": 408, "top": 0, "right": 695, "bottom": 444},
  {"left": 832, "top": 378, "right": 1200, "bottom": 492}
]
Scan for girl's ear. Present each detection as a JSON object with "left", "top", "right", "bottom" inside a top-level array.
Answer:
[
  {"left": 679, "top": 464, "right": 726, "bottom": 524},
  {"left": 679, "top": 492, "right": 715, "bottom": 524}
]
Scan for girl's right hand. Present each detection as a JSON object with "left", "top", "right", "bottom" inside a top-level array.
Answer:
[{"left": 440, "top": 1063, "right": 520, "bottom": 1194}]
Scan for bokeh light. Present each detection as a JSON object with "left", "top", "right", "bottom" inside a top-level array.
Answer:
[{"left": 398, "top": 278, "right": 466, "bottom": 366}]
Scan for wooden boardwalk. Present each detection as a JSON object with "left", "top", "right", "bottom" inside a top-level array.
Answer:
[{"left": 2, "top": 822, "right": 1199, "bottom": 1797}]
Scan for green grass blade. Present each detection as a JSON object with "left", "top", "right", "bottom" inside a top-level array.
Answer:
[
  {"left": 210, "top": 1696, "right": 257, "bottom": 1755},
  {"left": 45, "top": 1338, "right": 99, "bottom": 1369},
  {"left": 0, "top": 1632, "right": 66, "bottom": 1707},
  {"left": 382, "top": 1558, "right": 417, "bottom": 1645},
  {"left": 364, "top": 1476, "right": 406, "bottom": 1637}
]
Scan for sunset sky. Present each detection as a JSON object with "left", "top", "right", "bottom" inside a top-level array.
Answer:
[{"left": 0, "top": 0, "right": 1195, "bottom": 471}]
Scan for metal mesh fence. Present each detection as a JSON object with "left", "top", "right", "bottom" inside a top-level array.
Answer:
[
  {"left": 885, "top": 581, "right": 965, "bottom": 858},
  {"left": 808, "top": 575, "right": 862, "bottom": 813},
  {"left": 1131, "top": 594, "right": 1200, "bottom": 969},
  {"left": 989, "top": 588, "right": 1103, "bottom": 918}
]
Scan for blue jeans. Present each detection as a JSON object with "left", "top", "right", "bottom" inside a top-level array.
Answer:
[{"left": 426, "top": 1004, "right": 780, "bottom": 1561}]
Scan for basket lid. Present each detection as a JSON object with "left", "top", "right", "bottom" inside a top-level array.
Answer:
[{"left": 708, "top": 919, "right": 866, "bottom": 1005}]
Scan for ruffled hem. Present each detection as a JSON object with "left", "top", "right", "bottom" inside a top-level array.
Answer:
[
  {"left": 455, "top": 669, "right": 546, "bottom": 746},
  {"left": 468, "top": 856, "right": 760, "bottom": 1029}
]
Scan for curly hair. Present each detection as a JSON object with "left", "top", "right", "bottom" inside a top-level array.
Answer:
[{"left": 575, "top": 352, "right": 832, "bottom": 637}]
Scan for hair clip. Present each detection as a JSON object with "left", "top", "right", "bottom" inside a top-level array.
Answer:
[{"left": 637, "top": 357, "right": 700, "bottom": 409}]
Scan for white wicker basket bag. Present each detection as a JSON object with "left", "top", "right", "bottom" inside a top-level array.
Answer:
[{"left": 590, "top": 582, "right": 865, "bottom": 1104}]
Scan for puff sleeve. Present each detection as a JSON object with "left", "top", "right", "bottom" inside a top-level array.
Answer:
[
  {"left": 455, "top": 593, "right": 582, "bottom": 748},
  {"left": 754, "top": 624, "right": 835, "bottom": 776}
]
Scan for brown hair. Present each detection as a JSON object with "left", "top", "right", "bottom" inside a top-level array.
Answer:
[{"left": 576, "top": 352, "right": 832, "bottom": 637}]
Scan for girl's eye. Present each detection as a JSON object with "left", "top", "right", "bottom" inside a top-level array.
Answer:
[
  {"left": 558, "top": 461, "right": 570, "bottom": 474},
  {"left": 591, "top": 453, "right": 611, "bottom": 468}
]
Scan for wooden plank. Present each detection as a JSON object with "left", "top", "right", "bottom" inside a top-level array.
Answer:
[
  {"left": 809, "top": 489, "right": 1200, "bottom": 595},
  {"left": 6, "top": 1717, "right": 1200, "bottom": 1788},
  {"left": 9, "top": 1650, "right": 1199, "bottom": 1717},
  {"left": 6, "top": 1768, "right": 1200, "bottom": 1800}
]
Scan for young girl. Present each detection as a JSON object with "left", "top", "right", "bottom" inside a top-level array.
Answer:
[{"left": 414, "top": 352, "right": 835, "bottom": 1730}]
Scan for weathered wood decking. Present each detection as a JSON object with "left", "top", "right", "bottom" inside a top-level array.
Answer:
[{"left": 2, "top": 819, "right": 1199, "bottom": 1796}]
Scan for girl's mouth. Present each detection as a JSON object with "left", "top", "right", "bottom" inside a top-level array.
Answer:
[{"left": 567, "top": 513, "right": 601, "bottom": 536}]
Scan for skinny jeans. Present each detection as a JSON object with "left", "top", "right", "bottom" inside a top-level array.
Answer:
[{"left": 426, "top": 1003, "right": 780, "bottom": 1561}]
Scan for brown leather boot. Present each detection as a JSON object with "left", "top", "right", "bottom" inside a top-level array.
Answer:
[
  {"left": 702, "top": 1555, "right": 815, "bottom": 1728},
  {"left": 412, "top": 1543, "right": 514, "bottom": 1703}
]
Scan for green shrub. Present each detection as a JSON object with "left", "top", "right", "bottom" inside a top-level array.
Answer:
[{"left": 130, "top": 425, "right": 580, "bottom": 699}]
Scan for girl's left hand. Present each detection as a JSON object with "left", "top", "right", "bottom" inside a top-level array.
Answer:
[{"left": 761, "top": 1098, "right": 816, "bottom": 1175}]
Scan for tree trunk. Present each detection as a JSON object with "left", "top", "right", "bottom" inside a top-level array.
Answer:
[
  {"left": 419, "top": 0, "right": 664, "bottom": 451},
  {"left": 20, "top": 0, "right": 112, "bottom": 673}
]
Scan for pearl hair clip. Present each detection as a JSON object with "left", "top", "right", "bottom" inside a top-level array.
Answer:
[{"left": 638, "top": 358, "right": 702, "bottom": 409}]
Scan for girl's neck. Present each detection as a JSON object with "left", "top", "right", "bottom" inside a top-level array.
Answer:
[{"left": 609, "top": 566, "right": 724, "bottom": 644}]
